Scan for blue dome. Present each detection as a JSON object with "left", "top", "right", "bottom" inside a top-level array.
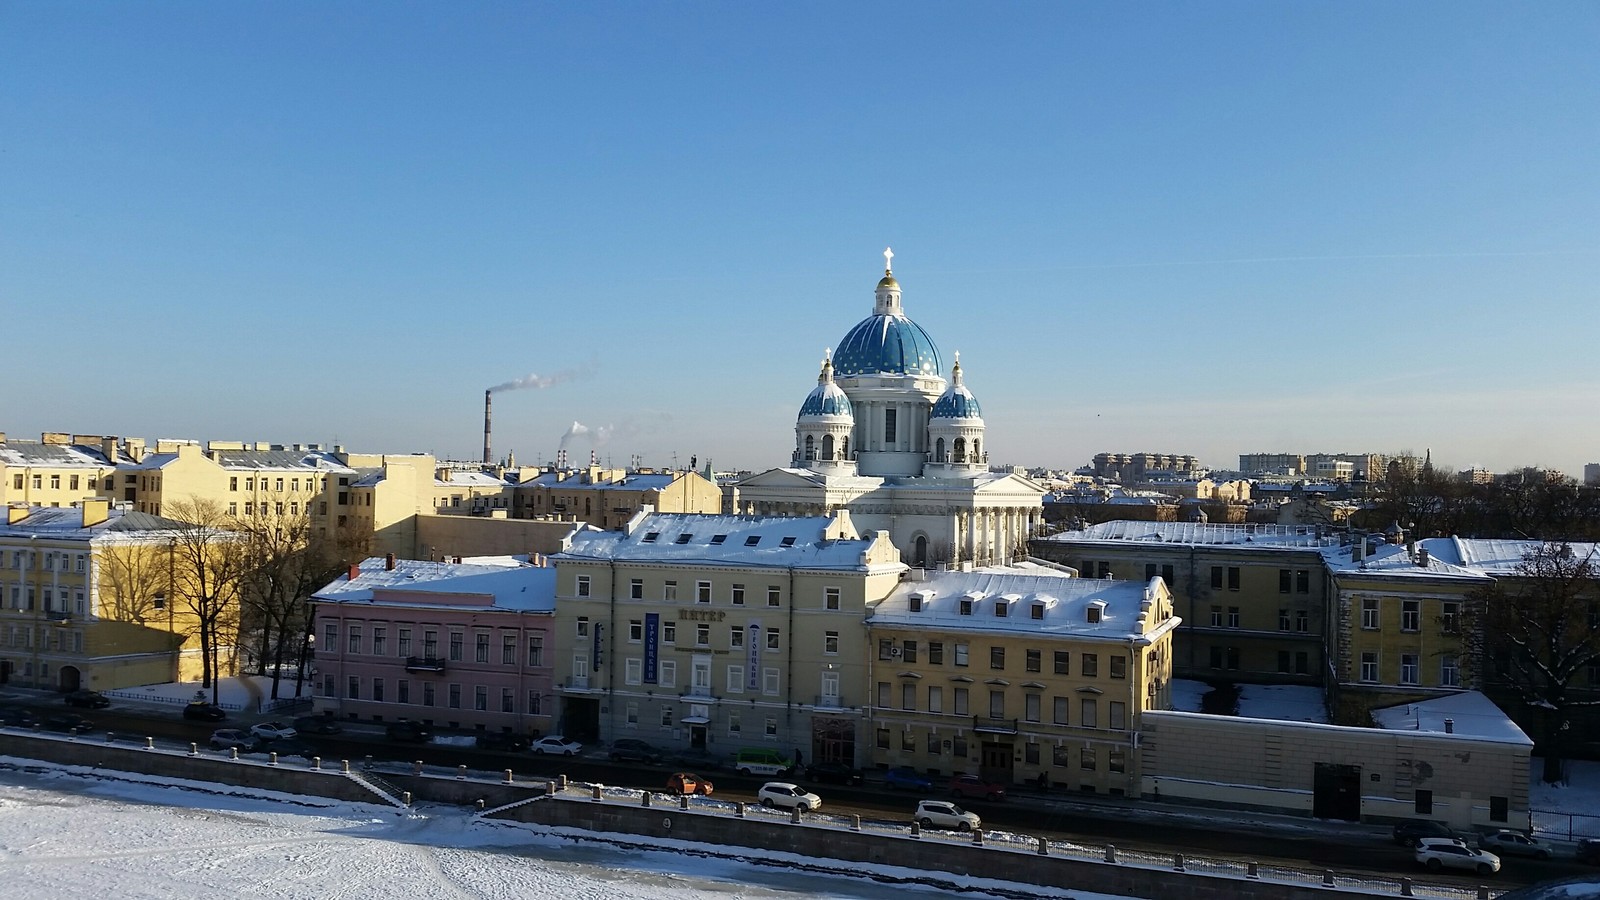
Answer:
[
  {"left": 834, "top": 314, "right": 943, "bottom": 377},
  {"left": 932, "top": 385, "right": 982, "bottom": 419},
  {"left": 799, "top": 382, "right": 853, "bottom": 418}
]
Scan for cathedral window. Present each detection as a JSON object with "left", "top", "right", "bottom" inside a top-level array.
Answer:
[
  {"left": 804, "top": 435, "right": 815, "bottom": 461},
  {"left": 884, "top": 408, "right": 897, "bottom": 443},
  {"left": 953, "top": 437, "right": 966, "bottom": 463},
  {"left": 822, "top": 434, "right": 834, "bottom": 460},
  {"left": 935, "top": 438, "right": 945, "bottom": 463}
]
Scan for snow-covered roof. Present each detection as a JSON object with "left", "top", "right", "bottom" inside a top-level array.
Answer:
[
  {"left": 313, "top": 556, "right": 555, "bottom": 612},
  {"left": 558, "top": 512, "right": 896, "bottom": 572},
  {"left": 437, "top": 470, "right": 510, "bottom": 488},
  {"left": 0, "top": 506, "right": 196, "bottom": 540},
  {"left": 1370, "top": 691, "right": 1533, "bottom": 745},
  {"left": 208, "top": 448, "right": 356, "bottom": 473},
  {"left": 1435, "top": 538, "right": 1600, "bottom": 576},
  {"left": 1042, "top": 520, "right": 1333, "bottom": 549},
  {"left": 515, "top": 471, "right": 679, "bottom": 491},
  {"left": 1320, "top": 538, "right": 1491, "bottom": 581},
  {"left": 0, "top": 442, "right": 121, "bottom": 467},
  {"left": 870, "top": 570, "right": 1176, "bottom": 642}
]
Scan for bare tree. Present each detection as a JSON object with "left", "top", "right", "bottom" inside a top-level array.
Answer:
[
  {"left": 97, "top": 541, "right": 171, "bottom": 626},
  {"left": 162, "top": 497, "right": 247, "bottom": 700},
  {"left": 1461, "top": 542, "right": 1600, "bottom": 783}
]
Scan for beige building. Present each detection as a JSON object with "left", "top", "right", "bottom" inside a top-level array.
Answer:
[
  {"left": 0, "top": 434, "right": 125, "bottom": 509},
  {"left": 864, "top": 570, "right": 1178, "bottom": 795},
  {"left": 550, "top": 510, "right": 905, "bottom": 764},
  {"left": 1032, "top": 521, "right": 1334, "bottom": 684},
  {"left": 511, "top": 467, "right": 722, "bottom": 531},
  {"left": 0, "top": 500, "right": 235, "bottom": 691},
  {"left": 1142, "top": 691, "right": 1532, "bottom": 830}
]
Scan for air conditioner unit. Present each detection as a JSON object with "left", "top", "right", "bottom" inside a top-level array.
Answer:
[{"left": 889, "top": 647, "right": 901, "bottom": 657}]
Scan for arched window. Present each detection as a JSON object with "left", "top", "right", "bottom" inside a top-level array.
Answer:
[
  {"left": 822, "top": 434, "right": 835, "bottom": 461},
  {"left": 804, "top": 435, "right": 815, "bottom": 461},
  {"left": 935, "top": 437, "right": 946, "bottom": 463},
  {"left": 841, "top": 436, "right": 849, "bottom": 459},
  {"left": 972, "top": 439, "right": 980, "bottom": 462},
  {"left": 914, "top": 535, "right": 928, "bottom": 567},
  {"left": 953, "top": 437, "right": 966, "bottom": 463}
]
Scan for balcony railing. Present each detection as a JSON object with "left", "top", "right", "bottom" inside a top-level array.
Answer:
[
  {"left": 404, "top": 656, "right": 447, "bottom": 673},
  {"left": 815, "top": 694, "right": 844, "bottom": 709},
  {"left": 973, "top": 716, "right": 1019, "bottom": 734},
  {"left": 681, "top": 686, "right": 715, "bottom": 699},
  {"left": 562, "top": 675, "right": 591, "bottom": 690}
]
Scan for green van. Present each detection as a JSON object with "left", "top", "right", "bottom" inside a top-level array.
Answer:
[{"left": 734, "top": 747, "right": 794, "bottom": 776}]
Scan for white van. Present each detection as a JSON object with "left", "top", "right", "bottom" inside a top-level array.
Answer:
[{"left": 734, "top": 747, "right": 794, "bottom": 776}]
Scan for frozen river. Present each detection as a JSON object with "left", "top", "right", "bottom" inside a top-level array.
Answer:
[{"left": 0, "top": 760, "right": 1113, "bottom": 900}]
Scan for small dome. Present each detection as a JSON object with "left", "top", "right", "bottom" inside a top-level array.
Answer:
[
  {"left": 799, "top": 355, "right": 854, "bottom": 418},
  {"left": 931, "top": 356, "right": 983, "bottom": 419},
  {"left": 835, "top": 314, "right": 942, "bottom": 377},
  {"left": 877, "top": 273, "right": 899, "bottom": 289}
]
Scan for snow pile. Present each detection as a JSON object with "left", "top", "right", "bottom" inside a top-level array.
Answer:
[
  {"left": 1167, "top": 679, "right": 1210, "bottom": 712},
  {"left": 1236, "top": 685, "right": 1328, "bottom": 724}
]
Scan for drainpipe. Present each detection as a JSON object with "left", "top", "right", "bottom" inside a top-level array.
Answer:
[{"left": 785, "top": 565, "right": 796, "bottom": 750}]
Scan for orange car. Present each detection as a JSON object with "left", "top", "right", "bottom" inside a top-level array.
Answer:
[{"left": 667, "top": 772, "right": 714, "bottom": 796}]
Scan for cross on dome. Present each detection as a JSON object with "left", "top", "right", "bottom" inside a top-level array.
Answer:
[{"left": 883, "top": 246, "right": 893, "bottom": 274}]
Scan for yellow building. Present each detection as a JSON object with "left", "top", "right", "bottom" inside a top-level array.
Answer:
[
  {"left": 0, "top": 500, "right": 237, "bottom": 691},
  {"left": 865, "top": 569, "right": 1179, "bottom": 795},
  {"left": 513, "top": 467, "right": 723, "bottom": 530},
  {"left": 0, "top": 433, "right": 125, "bottom": 509}
]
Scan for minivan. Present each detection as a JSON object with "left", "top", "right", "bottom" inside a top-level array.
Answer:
[{"left": 734, "top": 747, "right": 794, "bottom": 776}]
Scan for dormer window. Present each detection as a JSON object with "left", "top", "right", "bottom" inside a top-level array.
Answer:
[
  {"left": 642, "top": 532, "right": 660, "bottom": 543},
  {"left": 1087, "top": 601, "right": 1107, "bottom": 624},
  {"left": 745, "top": 535, "right": 761, "bottom": 546},
  {"left": 1030, "top": 604, "right": 1045, "bottom": 620},
  {"left": 781, "top": 537, "right": 797, "bottom": 547},
  {"left": 675, "top": 534, "right": 692, "bottom": 544},
  {"left": 710, "top": 534, "right": 727, "bottom": 545},
  {"left": 994, "top": 602, "right": 1008, "bottom": 618},
  {"left": 909, "top": 595, "right": 923, "bottom": 612},
  {"left": 959, "top": 599, "right": 973, "bottom": 616}
]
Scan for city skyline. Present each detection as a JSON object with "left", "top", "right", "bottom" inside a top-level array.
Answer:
[{"left": 4, "top": 4, "right": 1596, "bottom": 475}]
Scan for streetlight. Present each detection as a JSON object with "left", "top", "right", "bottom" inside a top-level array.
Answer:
[{"left": 295, "top": 631, "right": 315, "bottom": 698}]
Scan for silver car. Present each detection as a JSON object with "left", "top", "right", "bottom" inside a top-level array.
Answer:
[
  {"left": 1415, "top": 838, "right": 1500, "bottom": 876},
  {"left": 1478, "top": 829, "right": 1553, "bottom": 860}
]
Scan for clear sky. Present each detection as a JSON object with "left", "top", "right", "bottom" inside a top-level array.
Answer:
[{"left": 3, "top": 2, "right": 1597, "bottom": 476}]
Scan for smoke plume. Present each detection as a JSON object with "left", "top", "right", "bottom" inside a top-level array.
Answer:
[{"left": 489, "top": 358, "right": 598, "bottom": 394}]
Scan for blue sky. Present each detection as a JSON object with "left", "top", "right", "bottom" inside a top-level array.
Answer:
[{"left": 3, "top": 2, "right": 1597, "bottom": 476}]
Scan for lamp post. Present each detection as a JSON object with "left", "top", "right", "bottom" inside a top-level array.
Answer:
[{"left": 295, "top": 631, "right": 315, "bottom": 698}]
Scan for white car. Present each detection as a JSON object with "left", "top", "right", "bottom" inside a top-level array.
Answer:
[
  {"left": 915, "top": 800, "right": 981, "bottom": 832},
  {"left": 757, "top": 782, "right": 821, "bottom": 812},
  {"left": 1415, "top": 837, "right": 1500, "bottom": 876},
  {"left": 531, "top": 735, "right": 583, "bottom": 756},
  {"left": 248, "top": 721, "right": 298, "bottom": 741}
]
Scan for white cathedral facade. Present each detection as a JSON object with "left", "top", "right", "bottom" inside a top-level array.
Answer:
[{"left": 736, "top": 252, "right": 1046, "bottom": 568}]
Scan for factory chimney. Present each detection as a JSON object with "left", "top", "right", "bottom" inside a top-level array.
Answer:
[{"left": 483, "top": 389, "right": 492, "bottom": 466}]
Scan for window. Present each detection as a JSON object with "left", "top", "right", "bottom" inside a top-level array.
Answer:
[
  {"left": 1081, "top": 653, "right": 1098, "bottom": 678},
  {"left": 994, "top": 601, "right": 1008, "bottom": 618},
  {"left": 909, "top": 595, "right": 923, "bottom": 612},
  {"left": 373, "top": 627, "right": 387, "bottom": 656},
  {"left": 1295, "top": 651, "right": 1309, "bottom": 674},
  {"left": 928, "top": 685, "right": 943, "bottom": 713},
  {"left": 1210, "top": 606, "right": 1223, "bottom": 627},
  {"left": 474, "top": 686, "right": 488, "bottom": 711},
  {"left": 398, "top": 680, "right": 409, "bottom": 704},
  {"left": 1031, "top": 603, "right": 1044, "bottom": 620},
  {"left": 661, "top": 706, "right": 674, "bottom": 727},
  {"left": 1080, "top": 698, "right": 1098, "bottom": 728},
  {"left": 449, "top": 684, "right": 462, "bottom": 708},
  {"left": 347, "top": 627, "right": 362, "bottom": 654},
  {"left": 625, "top": 702, "right": 639, "bottom": 727},
  {"left": 1400, "top": 653, "right": 1419, "bottom": 685},
  {"left": 1109, "top": 700, "right": 1126, "bottom": 730},
  {"left": 899, "top": 729, "right": 915, "bottom": 751},
  {"left": 528, "top": 692, "right": 541, "bottom": 716},
  {"left": 1024, "top": 693, "right": 1040, "bottom": 723},
  {"left": 675, "top": 533, "right": 692, "bottom": 545},
  {"left": 877, "top": 729, "right": 890, "bottom": 750},
  {"left": 1441, "top": 654, "right": 1460, "bottom": 687},
  {"left": 728, "top": 713, "right": 741, "bottom": 736},
  {"left": 663, "top": 581, "right": 677, "bottom": 601},
  {"left": 1278, "top": 650, "right": 1291, "bottom": 673},
  {"left": 663, "top": 621, "right": 676, "bottom": 643},
  {"left": 424, "top": 630, "right": 438, "bottom": 657},
  {"left": 824, "top": 631, "right": 838, "bottom": 655},
  {"left": 449, "top": 631, "right": 464, "bottom": 661},
  {"left": 730, "top": 626, "right": 744, "bottom": 648},
  {"left": 989, "top": 689, "right": 1005, "bottom": 717},
  {"left": 626, "top": 658, "right": 642, "bottom": 685},
  {"left": 696, "top": 581, "right": 712, "bottom": 603},
  {"left": 576, "top": 617, "right": 590, "bottom": 637},
  {"left": 1440, "top": 602, "right": 1459, "bottom": 633},
  {"left": 1296, "top": 610, "right": 1309, "bottom": 633},
  {"left": 1110, "top": 656, "right": 1126, "bottom": 679},
  {"left": 1415, "top": 789, "right": 1433, "bottom": 815},
  {"left": 642, "top": 531, "right": 660, "bottom": 543},
  {"left": 1360, "top": 652, "right": 1379, "bottom": 683},
  {"left": 884, "top": 407, "right": 897, "bottom": 442},
  {"left": 1227, "top": 567, "right": 1240, "bottom": 591},
  {"left": 954, "top": 643, "right": 969, "bottom": 667},
  {"left": 527, "top": 635, "right": 544, "bottom": 667},
  {"left": 347, "top": 676, "right": 360, "bottom": 700},
  {"left": 629, "top": 579, "right": 643, "bottom": 600},
  {"left": 1490, "top": 796, "right": 1508, "bottom": 823},
  {"left": 1279, "top": 609, "right": 1291, "bottom": 631},
  {"left": 423, "top": 683, "right": 435, "bottom": 706},
  {"left": 1296, "top": 570, "right": 1310, "bottom": 594},
  {"left": 1053, "top": 697, "right": 1069, "bottom": 725},
  {"left": 989, "top": 646, "right": 1005, "bottom": 670},
  {"left": 901, "top": 640, "right": 917, "bottom": 663},
  {"left": 576, "top": 575, "right": 591, "bottom": 598},
  {"left": 731, "top": 584, "right": 745, "bottom": 605},
  {"left": 1361, "top": 598, "right": 1378, "bottom": 629},
  {"left": 1026, "top": 649, "right": 1041, "bottom": 673},
  {"left": 475, "top": 633, "right": 489, "bottom": 663},
  {"left": 959, "top": 598, "right": 973, "bottom": 616},
  {"left": 928, "top": 641, "right": 944, "bottom": 664},
  {"left": 696, "top": 624, "right": 710, "bottom": 646},
  {"left": 902, "top": 683, "right": 916, "bottom": 710},
  {"left": 1053, "top": 651, "right": 1069, "bottom": 675},
  {"left": 629, "top": 620, "right": 643, "bottom": 642},
  {"left": 766, "top": 628, "right": 780, "bottom": 651},
  {"left": 1279, "top": 569, "right": 1292, "bottom": 594},
  {"left": 744, "top": 535, "right": 760, "bottom": 546},
  {"left": 1210, "top": 566, "right": 1223, "bottom": 589},
  {"left": 1086, "top": 605, "right": 1103, "bottom": 624},
  {"left": 727, "top": 664, "right": 744, "bottom": 693},
  {"left": 1401, "top": 600, "right": 1420, "bottom": 633},
  {"left": 767, "top": 586, "right": 781, "bottom": 607},
  {"left": 876, "top": 681, "right": 890, "bottom": 707},
  {"left": 763, "top": 668, "right": 779, "bottom": 695},
  {"left": 953, "top": 687, "right": 969, "bottom": 715},
  {"left": 824, "top": 587, "right": 840, "bottom": 610},
  {"left": 659, "top": 660, "right": 676, "bottom": 687},
  {"left": 1227, "top": 607, "right": 1240, "bottom": 628}
]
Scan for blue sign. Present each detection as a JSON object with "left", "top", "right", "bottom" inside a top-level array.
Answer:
[
  {"left": 644, "top": 613, "right": 659, "bottom": 684},
  {"left": 747, "top": 623, "right": 761, "bottom": 691},
  {"left": 593, "top": 623, "right": 604, "bottom": 671}
]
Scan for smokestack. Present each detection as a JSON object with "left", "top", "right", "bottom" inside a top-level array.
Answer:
[{"left": 483, "top": 389, "right": 493, "bottom": 466}]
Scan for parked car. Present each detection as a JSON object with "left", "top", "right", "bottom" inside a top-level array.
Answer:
[
  {"left": 757, "top": 782, "right": 822, "bottom": 812},
  {"left": 1393, "top": 820, "right": 1456, "bottom": 847},
  {"left": 254, "top": 737, "right": 319, "bottom": 759},
  {"left": 1415, "top": 837, "right": 1500, "bottom": 876},
  {"left": 669, "top": 749, "right": 726, "bottom": 772},
  {"left": 249, "top": 721, "right": 298, "bottom": 741},
  {"left": 531, "top": 736, "right": 583, "bottom": 756},
  {"left": 1478, "top": 829, "right": 1553, "bottom": 860},
  {"left": 609, "top": 739, "right": 664, "bottom": 764},
  {"left": 883, "top": 766, "right": 933, "bottom": 792},
  {"left": 63, "top": 690, "right": 110, "bottom": 709},
  {"left": 949, "top": 774, "right": 1007, "bottom": 801},
  {"left": 666, "top": 772, "right": 714, "bottom": 796},
  {"left": 803, "top": 761, "right": 864, "bottom": 786},
  {"left": 1578, "top": 838, "right": 1600, "bottom": 866},
  {"left": 915, "top": 800, "right": 981, "bottom": 832},
  {"left": 43, "top": 713, "right": 96, "bottom": 733},
  {"left": 476, "top": 731, "right": 530, "bottom": 752},
  {"left": 293, "top": 715, "right": 343, "bottom": 736},
  {"left": 182, "top": 702, "right": 228, "bottom": 721},
  {"left": 209, "top": 729, "right": 258, "bottom": 751},
  {"left": 386, "top": 720, "right": 433, "bottom": 743},
  {"left": 0, "top": 706, "right": 40, "bottom": 728}
]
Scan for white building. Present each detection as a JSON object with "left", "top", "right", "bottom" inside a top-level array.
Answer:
[{"left": 736, "top": 252, "right": 1046, "bottom": 569}]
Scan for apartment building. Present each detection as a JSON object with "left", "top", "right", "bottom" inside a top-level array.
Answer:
[
  {"left": 0, "top": 500, "right": 230, "bottom": 691},
  {"left": 310, "top": 555, "right": 556, "bottom": 737},
  {"left": 0, "top": 434, "right": 124, "bottom": 508},
  {"left": 511, "top": 467, "right": 722, "bottom": 530},
  {"left": 1031, "top": 521, "right": 1334, "bottom": 683},
  {"left": 550, "top": 510, "right": 905, "bottom": 764},
  {"left": 865, "top": 570, "right": 1177, "bottom": 795}
]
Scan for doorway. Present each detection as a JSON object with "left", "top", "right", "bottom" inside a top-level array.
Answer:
[
  {"left": 690, "top": 725, "right": 707, "bottom": 749},
  {"left": 57, "top": 665, "right": 82, "bottom": 693},
  {"left": 1312, "top": 763, "right": 1362, "bottom": 821},
  {"left": 979, "top": 742, "right": 1014, "bottom": 783}
]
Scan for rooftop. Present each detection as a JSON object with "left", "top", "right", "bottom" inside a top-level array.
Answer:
[
  {"left": 313, "top": 556, "right": 555, "bottom": 612},
  {"left": 558, "top": 512, "right": 900, "bottom": 572},
  {"left": 869, "top": 569, "right": 1177, "bottom": 642},
  {"left": 1042, "top": 520, "right": 1335, "bottom": 549}
]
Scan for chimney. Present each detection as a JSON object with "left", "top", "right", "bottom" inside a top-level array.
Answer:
[
  {"left": 348, "top": 562, "right": 360, "bottom": 580},
  {"left": 1352, "top": 540, "right": 1364, "bottom": 563},
  {"left": 80, "top": 498, "right": 110, "bottom": 528},
  {"left": 1417, "top": 547, "right": 1430, "bottom": 568},
  {"left": 453, "top": 555, "right": 463, "bottom": 564},
  {"left": 1444, "top": 718, "right": 1454, "bottom": 734},
  {"left": 483, "top": 389, "right": 493, "bottom": 466},
  {"left": 385, "top": 553, "right": 396, "bottom": 571}
]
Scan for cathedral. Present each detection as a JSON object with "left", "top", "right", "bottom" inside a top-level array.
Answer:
[{"left": 735, "top": 251, "right": 1046, "bottom": 567}]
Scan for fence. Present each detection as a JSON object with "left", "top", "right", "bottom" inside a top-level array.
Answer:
[{"left": 1531, "top": 808, "right": 1600, "bottom": 840}]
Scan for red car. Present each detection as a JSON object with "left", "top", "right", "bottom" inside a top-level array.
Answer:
[{"left": 949, "top": 774, "right": 1007, "bottom": 801}]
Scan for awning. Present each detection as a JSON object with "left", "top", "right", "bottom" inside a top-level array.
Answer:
[{"left": 681, "top": 716, "right": 711, "bottom": 725}]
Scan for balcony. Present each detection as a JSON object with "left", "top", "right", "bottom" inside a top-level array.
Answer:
[
  {"left": 562, "top": 675, "right": 592, "bottom": 690},
  {"left": 404, "top": 656, "right": 447, "bottom": 673},
  {"left": 973, "top": 716, "right": 1019, "bottom": 734},
  {"left": 681, "top": 686, "right": 715, "bottom": 700},
  {"left": 815, "top": 694, "right": 844, "bottom": 709},
  {"left": 45, "top": 610, "right": 72, "bottom": 624}
]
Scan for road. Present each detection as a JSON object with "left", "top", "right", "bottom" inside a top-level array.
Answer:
[{"left": 9, "top": 697, "right": 1589, "bottom": 892}]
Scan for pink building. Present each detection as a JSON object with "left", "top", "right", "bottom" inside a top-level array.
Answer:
[{"left": 311, "top": 555, "right": 556, "bottom": 739}]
